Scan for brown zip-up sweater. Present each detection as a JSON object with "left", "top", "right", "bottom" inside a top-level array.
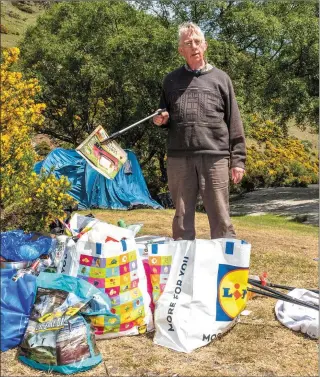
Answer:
[{"left": 159, "top": 65, "right": 246, "bottom": 169}]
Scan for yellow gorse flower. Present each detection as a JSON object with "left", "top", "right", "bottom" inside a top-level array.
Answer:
[{"left": 1, "top": 48, "right": 75, "bottom": 232}]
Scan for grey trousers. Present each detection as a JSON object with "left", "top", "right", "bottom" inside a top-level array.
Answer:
[{"left": 167, "top": 155, "right": 236, "bottom": 240}]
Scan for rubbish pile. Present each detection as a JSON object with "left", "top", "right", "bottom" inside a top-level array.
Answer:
[{"left": 1, "top": 214, "right": 318, "bottom": 374}]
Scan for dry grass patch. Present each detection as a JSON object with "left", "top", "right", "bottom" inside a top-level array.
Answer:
[{"left": 1, "top": 210, "right": 318, "bottom": 376}]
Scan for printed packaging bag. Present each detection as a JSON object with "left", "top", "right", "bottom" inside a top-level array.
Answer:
[
  {"left": 153, "top": 239, "right": 251, "bottom": 353},
  {"left": 19, "top": 272, "right": 117, "bottom": 374},
  {"left": 59, "top": 236, "right": 154, "bottom": 338}
]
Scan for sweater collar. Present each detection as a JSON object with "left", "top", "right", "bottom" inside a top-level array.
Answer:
[{"left": 184, "top": 62, "right": 214, "bottom": 74}]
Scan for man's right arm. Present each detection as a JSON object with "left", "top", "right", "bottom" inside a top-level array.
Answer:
[{"left": 153, "top": 87, "right": 170, "bottom": 127}]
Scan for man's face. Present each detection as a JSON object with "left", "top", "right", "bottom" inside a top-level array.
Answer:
[{"left": 178, "top": 30, "right": 207, "bottom": 67}]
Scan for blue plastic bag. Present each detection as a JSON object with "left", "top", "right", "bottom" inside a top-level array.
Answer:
[
  {"left": 0, "top": 230, "right": 56, "bottom": 261},
  {"left": 19, "top": 272, "right": 118, "bottom": 374},
  {"left": 0, "top": 269, "right": 37, "bottom": 352}
]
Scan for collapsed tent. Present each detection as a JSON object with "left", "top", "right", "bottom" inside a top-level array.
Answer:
[{"left": 34, "top": 148, "right": 162, "bottom": 210}]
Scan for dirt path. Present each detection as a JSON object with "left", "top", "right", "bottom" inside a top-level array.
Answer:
[{"left": 230, "top": 184, "right": 319, "bottom": 225}]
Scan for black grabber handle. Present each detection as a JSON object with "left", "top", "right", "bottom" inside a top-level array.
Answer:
[{"left": 101, "top": 108, "right": 166, "bottom": 144}]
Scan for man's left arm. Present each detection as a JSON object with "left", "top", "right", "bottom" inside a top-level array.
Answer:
[{"left": 225, "top": 76, "right": 246, "bottom": 184}]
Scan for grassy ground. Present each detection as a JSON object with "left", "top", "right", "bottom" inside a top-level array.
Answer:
[{"left": 1, "top": 210, "right": 318, "bottom": 376}]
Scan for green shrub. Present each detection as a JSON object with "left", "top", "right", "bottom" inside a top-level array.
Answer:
[
  {"left": 243, "top": 138, "right": 318, "bottom": 190},
  {"left": 1, "top": 48, "right": 75, "bottom": 232},
  {"left": 35, "top": 140, "right": 52, "bottom": 157},
  {"left": 1, "top": 170, "right": 75, "bottom": 232},
  {"left": 300, "top": 140, "right": 313, "bottom": 152},
  {"left": 242, "top": 114, "right": 318, "bottom": 190}
]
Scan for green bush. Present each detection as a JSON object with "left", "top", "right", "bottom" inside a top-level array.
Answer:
[
  {"left": 1, "top": 47, "right": 75, "bottom": 232},
  {"left": 243, "top": 138, "right": 318, "bottom": 191},
  {"left": 1, "top": 170, "right": 75, "bottom": 232},
  {"left": 300, "top": 140, "right": 313, "bottom": 153},
  {"left": 35, "top": 141, "right": 52, "bottom": 157}
]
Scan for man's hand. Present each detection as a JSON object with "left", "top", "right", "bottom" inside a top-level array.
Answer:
[
  {"left": 153, "top": 110, "right": 169, "bottom": 126},
  {"left": 231, "top": 167, "right": 245, "bottom": 184}
]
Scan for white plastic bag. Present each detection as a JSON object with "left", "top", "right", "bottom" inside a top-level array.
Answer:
[
  {"left": 153, "top": 238, "right": 251, "bottom": 353},
  {"left": 84, "top": 221, "right": 134, "bottom": 242},
  {"left": 275, "top": 289, "right": 319, "bottom": 339}
]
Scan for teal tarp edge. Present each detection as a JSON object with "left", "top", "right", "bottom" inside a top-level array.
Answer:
[
  {"left": 19, "top": 355, "right": 102, "bottom": 375},
  {"left": 34, "top": 148, "right": 162, "bottom": 210}
]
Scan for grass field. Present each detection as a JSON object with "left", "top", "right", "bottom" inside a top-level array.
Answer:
[{"left": 1, "top": 210, "right": 318, "bottom": 377}]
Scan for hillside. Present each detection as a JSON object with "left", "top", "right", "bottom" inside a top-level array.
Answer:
[{"left": 0, "top": 0, "right": 44, "bottom": 48}]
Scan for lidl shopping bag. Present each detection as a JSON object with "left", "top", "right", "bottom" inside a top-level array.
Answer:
[
  {"left": 59, "top": 238, "right": 153, "bottom": 338},
  {"left": 154, "top": 239, "right": 251, "bottom": 353},
  {"left": 19, "top": 272, "right": 117, "bottom": 374}
]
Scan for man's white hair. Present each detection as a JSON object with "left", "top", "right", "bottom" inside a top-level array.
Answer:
[{"left": 178, "top": 22, "right": 205, "bottom": 43}]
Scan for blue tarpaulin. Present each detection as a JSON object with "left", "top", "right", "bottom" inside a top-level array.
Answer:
[
  {"left": 1, "top": 269, "right": 36, "bottom": 352},
  {"left": 34, "top": 148, "right": 162, "bottom": 210}
]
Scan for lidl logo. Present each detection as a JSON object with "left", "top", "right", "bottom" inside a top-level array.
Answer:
[{"left": 216, "top": 265, "right": 249, "bottom": 321}]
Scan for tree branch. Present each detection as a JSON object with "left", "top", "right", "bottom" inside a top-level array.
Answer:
[
  {"left": 36, "top": 127, "right": 74, "bottom": 144},
  {"left": 238, "top": 37, "right": 259, "bottom": 52},
  {"left": 140, "top": 149, "right": 156, "bottom": 168},
  {"left": 269, "top": 40, "right": 284, "bottom": 61}
]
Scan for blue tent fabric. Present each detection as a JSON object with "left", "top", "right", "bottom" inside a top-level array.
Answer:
[{"left": 34, "top": 148, "right": 162, "bottom": 210}]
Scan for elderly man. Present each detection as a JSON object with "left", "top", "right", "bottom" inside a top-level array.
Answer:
[{"left": 153, "top": 22, "right": 246, "bottom": 240}]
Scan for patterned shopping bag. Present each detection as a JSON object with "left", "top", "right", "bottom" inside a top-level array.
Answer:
[{"left": 59, "top": 238, "right": 153, "bottom": 338}]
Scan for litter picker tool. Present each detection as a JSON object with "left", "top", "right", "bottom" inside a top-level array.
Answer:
[
  {"left": 76, "top": 109, "right": 166, "bottom": 180},
  {"left": 262, "top": 282, "right": 318, "bottom": 294},
  {"left": 101, "top": 108, "right": 166, "bottom": 145}
]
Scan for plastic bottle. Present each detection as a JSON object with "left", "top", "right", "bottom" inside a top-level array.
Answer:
[
  {"left": 52, "top": 235, "right": 68, "bottom": 268},
  {"left": 117, "top": 219, "right": 127, "bottom": 228},
  {"left": 12, "top": 259, "right": 41, "bottom": 282}
]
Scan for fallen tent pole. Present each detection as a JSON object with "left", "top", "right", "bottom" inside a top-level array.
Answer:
[
  {"left": 248, "top": 279, "right": 319, "bottom": 311},
  {"left": 249, "top": 273, "right": 319, "bottom": 294},
  {"left": 249, "top": 278, "right": 312, "bottom": 304},
  {"left": 101, "top": 108, "right": 167, "bottom": 145},
  {"left": 248, "top": 287, "right": 290, "bottom": 301},
  {"left": 265, "top": 282, "right": 319, "bottom": 294},
  {"left": 247, "top": 287, "right": 319, "bottom": 311}
]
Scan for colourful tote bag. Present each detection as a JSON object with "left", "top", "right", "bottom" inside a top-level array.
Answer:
[
  {"left": 59, "top": 238, "right": 154, "bottom": 338},
  {"left": 153, "top": 238, "right": 251, "bottom": 353}
]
